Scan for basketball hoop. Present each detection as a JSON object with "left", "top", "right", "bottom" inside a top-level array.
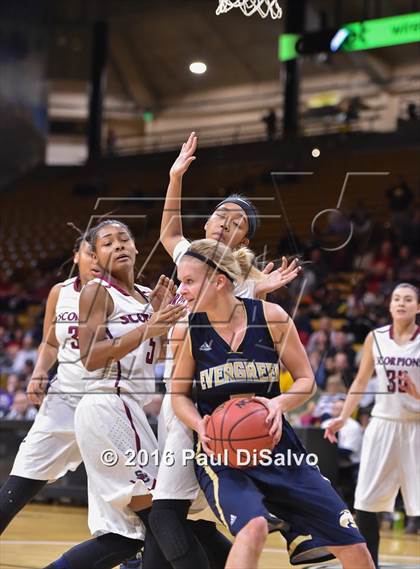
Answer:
[{"left": 216, "top": 0, "right": 282, "bottom": 19}]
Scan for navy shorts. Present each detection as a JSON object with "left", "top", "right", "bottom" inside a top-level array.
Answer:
[{"left": 194, "top": 419, "right": 365, "bottom": 565}]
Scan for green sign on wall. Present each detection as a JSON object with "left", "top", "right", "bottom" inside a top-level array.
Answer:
[{"left": 279, "top": 12, "right": 420, "bottom": 61}]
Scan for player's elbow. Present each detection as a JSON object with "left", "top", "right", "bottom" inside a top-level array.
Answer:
[{"left": 81, "top": 353, "right": 99, "bottom": 372}]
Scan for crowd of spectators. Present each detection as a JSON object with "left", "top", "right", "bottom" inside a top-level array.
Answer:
[
  {"left": 0, "top": 175, "right": 418, "bottom": 531},
  {"left": 0, "top": 178, "right": 418, "bottom": 437}
]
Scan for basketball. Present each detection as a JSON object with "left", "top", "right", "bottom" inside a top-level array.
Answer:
[{"left": 206, "top": 397, "right": 275, "bottom": 468}]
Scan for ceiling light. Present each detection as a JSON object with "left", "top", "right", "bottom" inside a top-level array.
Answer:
[{"left": 189, "top": 61, "right": 207, "bottom": 74}]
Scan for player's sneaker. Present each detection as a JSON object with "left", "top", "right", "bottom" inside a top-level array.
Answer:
[
  {"left": 267, "top": 511, "right": 290, "bottom": 532},
  {"left": 120, "top": 555, "right": 142, "bottom": 569}
]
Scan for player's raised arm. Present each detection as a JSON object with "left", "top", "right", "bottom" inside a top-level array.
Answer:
[
  {"left": 160, "top": 132, "right": 197, "bottom": 257},
  {"left": 79, "top": 282, "right": 185, "bottom": 371},
  {"left": 324, "top": 332, "right": 375, "bottom": 443},
  {"left": 27, "top": 283, "right": 61, "bottom": 405}
]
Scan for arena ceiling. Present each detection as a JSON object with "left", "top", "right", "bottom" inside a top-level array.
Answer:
[{"left": 46, "top": 0, "right": 420, "bottom": 110}]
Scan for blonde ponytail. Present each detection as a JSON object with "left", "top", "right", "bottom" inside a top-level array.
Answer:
[{"left": 233, "top": 247, "right": 266, "bottom": 282}]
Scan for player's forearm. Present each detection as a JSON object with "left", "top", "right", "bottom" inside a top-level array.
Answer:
[
  {"left": 276, "top": 377, "right": 316, "bottom": 412},
  {"left": 81, "top": 324, "right": 153, "bottom": 371},
  {"left": 172, "top": 391, "right": 202, "bottom": 432},
  {"left": 340, "top": 377, "right": 367, "bottom": 420},
  {"left": 33, "top": 342, "right": 58, "bottom": 375},
  {"left": 160, "top": 174, "right": 184, "bottom": 253}
]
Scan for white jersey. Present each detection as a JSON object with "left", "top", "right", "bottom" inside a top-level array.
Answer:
[
  {"left": 164, "top": 238, "right": 256, "bottom": 386},
  {"left": 83, "top": 278, "right": 160, "bottom": 406},
  {"left": 371, "top": 324, "right": 420, "bottom": 421},
  {"left": 49, "top": 276, "right": 86, "bottom": 404}
]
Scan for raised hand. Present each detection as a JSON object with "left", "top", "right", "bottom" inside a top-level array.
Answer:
[
  {"left": 256, "top": 257, "right": 301, "bottom": 297},
  {"left": 145, "top": 304, "right": 187, "bottom": 338},
  {"left": 169, "top": 132, "right": 197, "bottom": 178},
  {"left": 149, "top": 275, "right": 177, "bottom": 311}
]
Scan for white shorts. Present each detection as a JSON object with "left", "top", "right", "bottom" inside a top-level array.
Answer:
[
  {"left": 11, "top": 393, "right": 82, "bottom": 482},
  {"left": 154, "top": 393, "right": 218, "bottom": 522},
  {"left": 75, "top": 392, "right": 159, "bottom": 540},
  {"left": 354, "top": 417, "right": 420, "bottom": 516},
  {"left": 154, "top": 392, "right": 201, "bottom": 503}
]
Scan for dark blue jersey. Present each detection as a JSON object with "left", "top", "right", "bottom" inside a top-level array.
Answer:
[{"left": 189, "top": 297, "right": 281, "bottom": 416}]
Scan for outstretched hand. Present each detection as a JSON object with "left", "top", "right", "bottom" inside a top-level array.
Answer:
[
  {"left": 256, "top": 257, "right": 301, "bottom": 297},
  {"left": 170, "top": 132, "right": 197, "bottom": 178}
]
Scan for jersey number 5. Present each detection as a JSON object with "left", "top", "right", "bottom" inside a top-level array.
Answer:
[{"left": 146, "top": 338, "right": 156, "bottom": 364}]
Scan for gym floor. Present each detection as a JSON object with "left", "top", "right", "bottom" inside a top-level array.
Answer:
[{"left": 1, "top": 504, "right": 419, "bottom": 569}]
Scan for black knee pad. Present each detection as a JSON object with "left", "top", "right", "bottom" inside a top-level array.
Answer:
[{"left": 149, "top": 507, "right": 190, "bottom": 562}]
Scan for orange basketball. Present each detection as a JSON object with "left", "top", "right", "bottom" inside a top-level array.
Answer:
[{"left": 206, "top": 398, "right": 275, "bottom": 468}]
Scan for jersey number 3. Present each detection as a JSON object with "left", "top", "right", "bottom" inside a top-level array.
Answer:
[{"left": 68, "top": 326, "right": 79, "bottom": 349}]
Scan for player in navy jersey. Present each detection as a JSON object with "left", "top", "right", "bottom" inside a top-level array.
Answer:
[
  {"left": 146, "top": 132, "right": 300, "bottom": 569},
  {"left": 325, "top": 283, "right": 420, "bottom": 568},
  {"left": 0, "top": 234, "right": 100, "bottom": 535},
  {"left": 171, "top": 239, "right": 375, "bottom": 569},
  {"left": 44, "top": 220, "right": 185, "bottom": 569}
]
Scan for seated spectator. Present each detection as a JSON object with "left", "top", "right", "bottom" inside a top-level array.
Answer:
[
  {"left": 395, "top": 245, "right": 418, "bottom": 282},
  {"left": 313, "top": 374, "right": 347, "bottom": 423},
  {"left": 333, "top": 352, "right": 354, "bottom": 388},
  {"left": 11, "top": 334, "right": 37, "bottom": 373},
  {"left": 323, "top": 288, "right": 347, "bottom": 318},
  {"left": 307, "top": 316, "right": 332, "bottom": 354},
  {"left": 0, "top": 325, "right": 11, "bottom": 350},
  {"left": 0, "top": 373, "right": 22, "bottom": 418},
  {"left": 18, "top": 359, "right": 35, "bottom": 386},
  {"left": 328, "top": 331, "right": 356, "bottom": 369},
  {"left": 294, "top": 304, "right": 313, "bottom": 346},
  {"left": 386, "top": 175, "right": 414, "bottom": 237},
  {"left": 11, "top": 328, "right": 25, "bottom": 348},
  {"left": 299, "top": 401, "right": 317, "bottom": 427},
  {"left": 304, "top": 248, "right": 329, "bottom": 293},
  {"left": 0, "top": 343, "right": 20, "bottom": 374},
  {"left": 351, "top": 201, "right": 373, "bottom": 247},
  {"left": 309, "top": 350, "right": 328, "bottom": 389},
  {"left": 4, "top": 390, "right": 38, "bottom": 421},
  {"left": 405, "top": 206, "right": 420, "bottom": 252}
]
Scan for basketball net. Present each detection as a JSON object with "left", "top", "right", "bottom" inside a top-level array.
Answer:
[{"left": 216, "top": 0, "right": 282, "bottom": 19}]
